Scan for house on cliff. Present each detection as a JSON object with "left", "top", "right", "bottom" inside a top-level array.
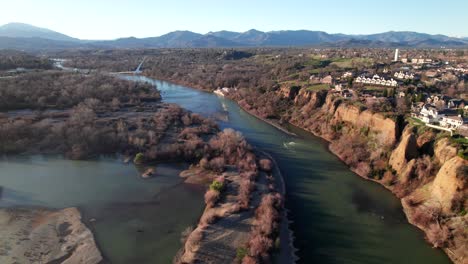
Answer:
[
  {"left": 415, "top": 104, "right": 443, "bottom": 123},
  {"left": 440, "top": 115, "right": 467, "bottom": 130}
]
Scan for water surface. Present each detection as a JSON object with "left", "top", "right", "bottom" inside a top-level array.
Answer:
[{"left": 0, "top": 155, "right": 204, "bottom": 263}]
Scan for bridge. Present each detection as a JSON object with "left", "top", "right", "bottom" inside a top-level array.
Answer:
[{"left": 112, "top": 57, "right": 147, "bottom": 75}]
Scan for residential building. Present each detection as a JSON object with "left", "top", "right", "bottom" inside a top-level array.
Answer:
[
  {"left": 416, "top": 104, "right": 444, "bottom": 123},
  {"left": 354, "top": 74, "right": 398, "bottom": 87},
  {"left": 394, "top": 71, "right": 414, "bottom": 80},
  {"left": 440, "top": 115, "right": 467, "bottom": 130}
]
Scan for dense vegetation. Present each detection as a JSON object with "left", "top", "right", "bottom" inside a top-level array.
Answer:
[
  {"left": 0, "top": 72, "right": 158, "bottom": 110},
  {"left": 0, "top": 50, "right": 52, "bottom": 71},
  {"left": 0, "top": 71, "right": 219, "bottom": 160}
]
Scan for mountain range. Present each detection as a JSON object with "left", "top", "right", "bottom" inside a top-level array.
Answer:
[{"left": 0, "top": 23, "right": 467, "bottom": 50}]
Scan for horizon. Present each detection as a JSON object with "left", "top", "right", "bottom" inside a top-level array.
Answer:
[{"left": 0, "top": 0, "right": 467, "bottom": 40}]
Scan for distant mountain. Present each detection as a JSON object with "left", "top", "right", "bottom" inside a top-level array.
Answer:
[
  {"left": 92, "top": 31, "right": 245, "bottom": 48},
  {"left": 0, "top": 23, "right": 467, "bottom": 50},
  {"left": 207, "top": 30, "right": 242, "bottom": 40},
  {"left": 0, "top": 23, "right": 78, "bottom": 42},
  {"left": 187, "top": 35, "right": 246, "bottom": 48},
  {"left": 324, "top": 39, "right": 402, "bottom": 48},
  {"left": 0, "top": 36, "right": 85, "bottom": 50}
]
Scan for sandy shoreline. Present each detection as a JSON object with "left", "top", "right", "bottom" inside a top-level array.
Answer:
[{"left": 0, "top": 207, "right": 102, "bottom": 264}]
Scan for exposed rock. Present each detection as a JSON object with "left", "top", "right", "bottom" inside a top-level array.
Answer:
[
  {"left": 0, "top": 207, "right": 102, "bottom": 264},
  {"left": 278, "top": 85, "right": 300, "bottom": 100},
  {"left": 416, "top": 130, "right": 435, "bottom": 149},
  {"left": 389, "top": 129, "right": 419, "bottom": 174},
  {"left": 431, "top": 157, "right": 467, "bottom": 214},
  {"left": 294, "top": 89, "right": 327, "bottom": 108},
  {"left": 333, "top": 104, "right": 398, "bottom": 146},
  {"left": 142, "top": 167, "right": 155, "bottom": 178},
  {"left": 434, "top": 138, "right": 458, "bottom": 164},
  {"left": 399, "top": 158, "right": 417, "bottom": 184}
]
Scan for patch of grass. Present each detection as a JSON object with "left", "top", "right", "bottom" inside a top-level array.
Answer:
[
  {"left": 306, "top": 83, "right": 329, "bottom": 91},
  {"left": 408, "top": 117, "right": 425, "bottom": 126},
  {"left": 304, "top": 59, "right": 331, "bottom": 67},
  {"left": 330, "top": 57, "right": 374, "bottom": 68}
]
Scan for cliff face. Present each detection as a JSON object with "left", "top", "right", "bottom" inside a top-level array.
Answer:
[
  {"left": 389, "top": 128, "right": 419, "bottom": 175},
  {"left": 334, "top": 104, "right": 398, "bottom": 145},
  {"left": 288, "top": 91, "right": 399, "bottom": 178},
  {"left": 432, "top": 157, "right": 467, "bottom": 214},
  {"left": 286, "top": 89, "right": 467, "bottom": 264}
]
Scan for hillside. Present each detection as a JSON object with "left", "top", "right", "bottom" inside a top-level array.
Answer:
[{"left": 0, "top": 23, "right": 78, "bottom": 42}]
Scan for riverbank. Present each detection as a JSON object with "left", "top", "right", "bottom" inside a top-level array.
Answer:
[{"left": 0, "top": 207, "right": 102, "bottom": 264}]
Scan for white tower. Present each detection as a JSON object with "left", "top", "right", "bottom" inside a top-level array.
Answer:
[{"left": 394, "top": 49, "right": 399, "bottom": 62}]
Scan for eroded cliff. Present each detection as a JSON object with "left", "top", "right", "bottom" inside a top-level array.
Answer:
[{"left": 286, "top": 89, "right": 467, "bottom": 264}]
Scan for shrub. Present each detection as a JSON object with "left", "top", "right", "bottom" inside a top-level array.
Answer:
[
  {"left": 238, "top": 179, "right": 254, "bottom": 209},
  {"left": 133, "top": 152, "right": 145, "bottom": 164},
  {"left": 209, "top": 157, "right": 226, "bottom": 173},
  {"left": 210, "top": 179, "right": 225, "bottom": 192},
  {"left": 412, "top": 208, "right": 434, "bottom": 227},
  {"left": 248, "top": 234, "right": 273, "bottom": 260},
  {"left": 259, "top": 159, "right": 273, "bottom": 172},
  {"left": 236, "top": 247, "right": 248, "bottom": 261},
  {"left": 426, "top": 224, "right": 449, "bottom": 248}
]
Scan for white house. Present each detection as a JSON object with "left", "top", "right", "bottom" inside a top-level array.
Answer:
[
  {"left": 440, "top": 115, "right": 466, "bottom": 130},
  {"left": 354, "top": 75, "right": 397, "bottom": 87},
  {"left": 342, "top": 72, "right": 353, "bottom": 78},
  {"left": 394, "top": 71, "right": 414, "bottom": 80},
  {"left": 418, "top": 104, "right": 444, "bottom": 124}
]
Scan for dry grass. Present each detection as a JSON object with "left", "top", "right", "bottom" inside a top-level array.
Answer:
[{"left": 200, "top": 210, "right": 218, "bottom": 227}]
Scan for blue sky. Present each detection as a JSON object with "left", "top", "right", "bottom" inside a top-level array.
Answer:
[{"left": 0, "top": 0, "right": 466, "bottom": 39}]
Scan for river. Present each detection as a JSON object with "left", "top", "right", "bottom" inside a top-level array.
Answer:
[
  {"left": 122, "top": 76, "right": 451, "bottom": 264},
  {"left": 0, "top": 73, "right": 451, "bottom": 264}
]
